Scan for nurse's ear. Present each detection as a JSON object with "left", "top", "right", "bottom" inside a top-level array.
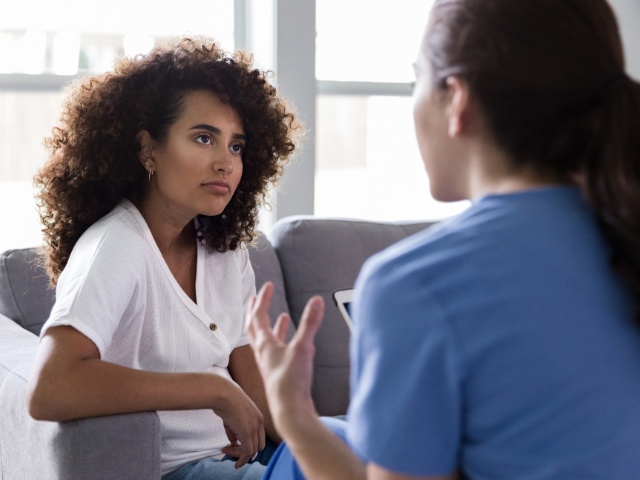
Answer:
[
  {"left": 136, "top": 130, "right": 156, "bottom": 173},
  {"left": 445, "top": 77, "right": 472, "bottom": 138}
]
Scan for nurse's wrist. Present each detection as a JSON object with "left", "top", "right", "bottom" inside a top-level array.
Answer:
[{"left": 272, "top": 397, "right": 319, "bottom": 440}]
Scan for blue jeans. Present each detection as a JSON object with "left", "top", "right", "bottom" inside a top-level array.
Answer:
[{"left": 161, "top": 439, "right": 278, "bottom": 480}]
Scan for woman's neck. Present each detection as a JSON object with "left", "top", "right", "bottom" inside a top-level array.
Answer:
[
  {"left": 132, "top": 192, "right": 196, "bottom": 256},
  {"left": 466, "top": 139, "right": 568, "bottom": 200}
]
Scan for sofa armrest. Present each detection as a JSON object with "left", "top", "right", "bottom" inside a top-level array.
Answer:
[{"left": 0, "top": 314, "right": 161, "bottom": 480}]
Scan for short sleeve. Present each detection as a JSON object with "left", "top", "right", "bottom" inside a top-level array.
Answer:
[
  {"left": 346, "top": 255, "right": 463, "bottom": 477},
  {"left": 236, "top": 246, "right": 257, "bottom": 348},
  {"left": 40, "top": 223, "right": 142, "bottom": 357}
]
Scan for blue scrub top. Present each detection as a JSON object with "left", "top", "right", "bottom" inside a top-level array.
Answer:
[{"left": 347, "top": 186, "right": 640, "bottom": 479}]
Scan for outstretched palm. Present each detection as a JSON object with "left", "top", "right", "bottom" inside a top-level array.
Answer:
[{"left": 246, "top": 282, "right": 325, "bottom": 433}]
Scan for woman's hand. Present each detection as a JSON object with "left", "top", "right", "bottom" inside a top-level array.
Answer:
[
  {"left": 214, "top": 379, "right": 266, "bottom": 469},
  {"left": 246, "top": 282, "right": 325, "bottom": 436}
]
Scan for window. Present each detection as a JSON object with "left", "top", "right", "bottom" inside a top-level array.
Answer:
[
  {"left": 0, "top": 92, "right": 64, "bottom": 253},
  {"left": 314, "top": 0, "right": 470, "bottom": 221},
  {"left": 1, "top": 1, "right": 234, "bottom": 76},
  {"left": 315, "top": 95, "right": 468, "bottom": 221},
  {"left": 316, "top": 0, "right": 431, "bottom": 83},
  {"left": 0, "top": 0, "right": 235, "bottom": 251}
]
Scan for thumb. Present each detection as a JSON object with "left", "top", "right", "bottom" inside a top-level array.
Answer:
[{"left": 224, "top": 424, "right": 238, "bottom": 444}]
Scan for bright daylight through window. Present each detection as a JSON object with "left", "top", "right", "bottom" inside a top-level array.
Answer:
[
  {"left": 314, "top": 0, "right": 470, "bottom": 221},
  {"left": 0, "top": 0, "right": 234, "bottom": 253},
  {"left": 0, "top": 0, "right": 471, "bottom": 253}
]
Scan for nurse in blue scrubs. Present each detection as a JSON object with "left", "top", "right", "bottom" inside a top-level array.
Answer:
[{"left": 247, "top": 0, "right": 640, "bottom": 479}]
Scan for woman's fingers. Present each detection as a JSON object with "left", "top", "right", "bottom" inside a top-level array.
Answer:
[
  {"left": 273, "top": 313, "right": 291, "bottom": 343},
  {"left": 293, "top": 296, "right": 325, "bottom": 347},
  {"left": 222, "top": 427, "right": 262, "bottom": 470},
  {"left": 220, "top": 443, "right": 242, "bottom": 457},
  {"left": 258, "top": 418, "right": 266, "bottom": 452},
  {"left": 247, "top": 283, "right": 276, "bottom": 341},
  {"left": 235, "top": 450, "right": 252, "bottom": 469},
  {"left": 224, "top": 424, "right": 238, "bottom": 443},
  {"left": 216, "top": 386, "right": 264, "bottom": 469},
  {"left": 254, "top": 282, "right": 274, "bottom": 320},
  {"left": 220, "top": 434, "right": 254, "bottom": 469}
]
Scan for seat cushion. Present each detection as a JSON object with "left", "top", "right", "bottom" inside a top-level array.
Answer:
[{"left": 269, "top": 216, "right": 433, "bottom": 416}]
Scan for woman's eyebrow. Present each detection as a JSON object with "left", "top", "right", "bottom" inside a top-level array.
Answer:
[
  {"left": 189, "top": 124, "right": 245, "bottom": 140},
  {"left": 190, "top": 124, "right": 221, "bottom": 134}
]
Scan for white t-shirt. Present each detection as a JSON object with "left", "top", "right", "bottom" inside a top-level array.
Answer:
[{"left": 40, "top": 198, "right": 256, "bottom": 475}]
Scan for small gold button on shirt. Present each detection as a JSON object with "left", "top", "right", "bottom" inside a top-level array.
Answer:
[{"left": 209, "top": 323, "right": 218, "bottom": 331}]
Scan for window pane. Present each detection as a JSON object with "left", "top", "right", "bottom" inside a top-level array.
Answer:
[
  {"left": 0, "top": 1, "right": 235, "bottom": 252},
  {"left": 0, "top": 92, "right": 63, "bottom": 252},
  {"left": 0, "top": 0, "right": 234, "bottom": 75},
  {"left": 316, "top": 0, "right": 434, "bottom": 83},
  {"left": 315, "top": 95, "right": 470, "bottom": 221}
]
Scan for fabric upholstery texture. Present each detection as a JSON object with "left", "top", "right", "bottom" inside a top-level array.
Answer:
[
  {"left": 249, "top": 234, "right": 295, "bottom": 341},
  {"left": 0, "top": 248, "right": 55, "bottom": 335},
  {"left": 0, "top": 313, "right": 162, "bottom": 480},
  {"left": 268, "top": 216, "right": 432, "bottom": 415}
]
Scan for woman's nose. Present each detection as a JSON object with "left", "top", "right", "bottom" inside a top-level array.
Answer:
[{"left": 212, "top": 150, "right": 235, "bottom": 174}]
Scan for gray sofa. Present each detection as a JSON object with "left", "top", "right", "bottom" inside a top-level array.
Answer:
[{"left": 0, "top": 215, "right": 431, "bottom": 480}]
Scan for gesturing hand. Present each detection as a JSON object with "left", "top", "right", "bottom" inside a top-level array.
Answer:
[{"left": 246, "top": 282, "right": 325, "bottom": 436}]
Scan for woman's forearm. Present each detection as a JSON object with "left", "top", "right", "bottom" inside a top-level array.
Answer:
[
  {"left": 28, "top": 357, "right": 236, "bottom": 422},
  {"left": 27, "top": 326, "right": 240, "bottom": 422}
]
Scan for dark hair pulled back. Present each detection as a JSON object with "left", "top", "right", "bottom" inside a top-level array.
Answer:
[{"left": 426, "top": 0, "right": 640, "bottom": 323}]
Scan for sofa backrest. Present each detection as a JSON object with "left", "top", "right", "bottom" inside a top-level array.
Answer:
[
  {"left": 0, "top": 248, "right": 54, "bottom": 335},
  {"left": 249, "top": 234, "right": 294, "bottom": 340},
  {"left": 0, "top": 234, "right": 292, "bottom": 339},
  {"left": 0, "top": 217, "right": 434, "bottom": 418},
  {"left": 268, "top": 216, "right": 433, "bottom": 416}
]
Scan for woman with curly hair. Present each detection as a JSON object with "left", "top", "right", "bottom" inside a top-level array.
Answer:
[{"left": 26, "top": 37, "right": 300, "bottom": 480}]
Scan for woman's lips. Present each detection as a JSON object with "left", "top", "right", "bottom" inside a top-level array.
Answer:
[{"left": 202, "top": 180, "right": 231, "bottom": 194}]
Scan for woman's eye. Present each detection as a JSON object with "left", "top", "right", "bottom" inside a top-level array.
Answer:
[
  {"left": 196, "top": 134, "right": 212, "bottom": 145},
  {"left": 230, "top": 143, "right": 244, "bottom": 154}
]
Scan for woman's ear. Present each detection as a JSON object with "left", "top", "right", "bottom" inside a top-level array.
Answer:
[
  {"left": 445, "top": 77, "right": 471, "bottom": 138},
  {"left": 136, "top": 130, "right": 155, "bottom": 172}
]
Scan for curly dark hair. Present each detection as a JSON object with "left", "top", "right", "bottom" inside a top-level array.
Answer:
[{"left": 34, "top": 37, "right": 300, "bottom": 286}]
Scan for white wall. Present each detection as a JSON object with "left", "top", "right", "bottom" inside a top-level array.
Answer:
[{"left": 608, "top": 0, "right": 640, "bottom": 80}]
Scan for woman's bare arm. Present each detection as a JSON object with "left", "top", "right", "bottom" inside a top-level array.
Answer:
[
  {"left": 228, "top": 344, "right": 282, "bottom": 444},
  {"left": 27, "top": 325, "right": 265, "bottom": 467}
]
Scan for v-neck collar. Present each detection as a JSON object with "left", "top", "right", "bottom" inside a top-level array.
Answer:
[{"left": 119, "top": 199, "right": 231, "bottom": 354}]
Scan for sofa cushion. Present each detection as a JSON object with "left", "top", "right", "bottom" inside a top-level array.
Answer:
[
  {"left": 247, "top": 234, "right": 295, "bottom": 341},
  {"left": 269, "top": 216, "right": 433, "bottom": 416},
  {"left": 0, "top": 248, "right": 55, "bottom": 335}
]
